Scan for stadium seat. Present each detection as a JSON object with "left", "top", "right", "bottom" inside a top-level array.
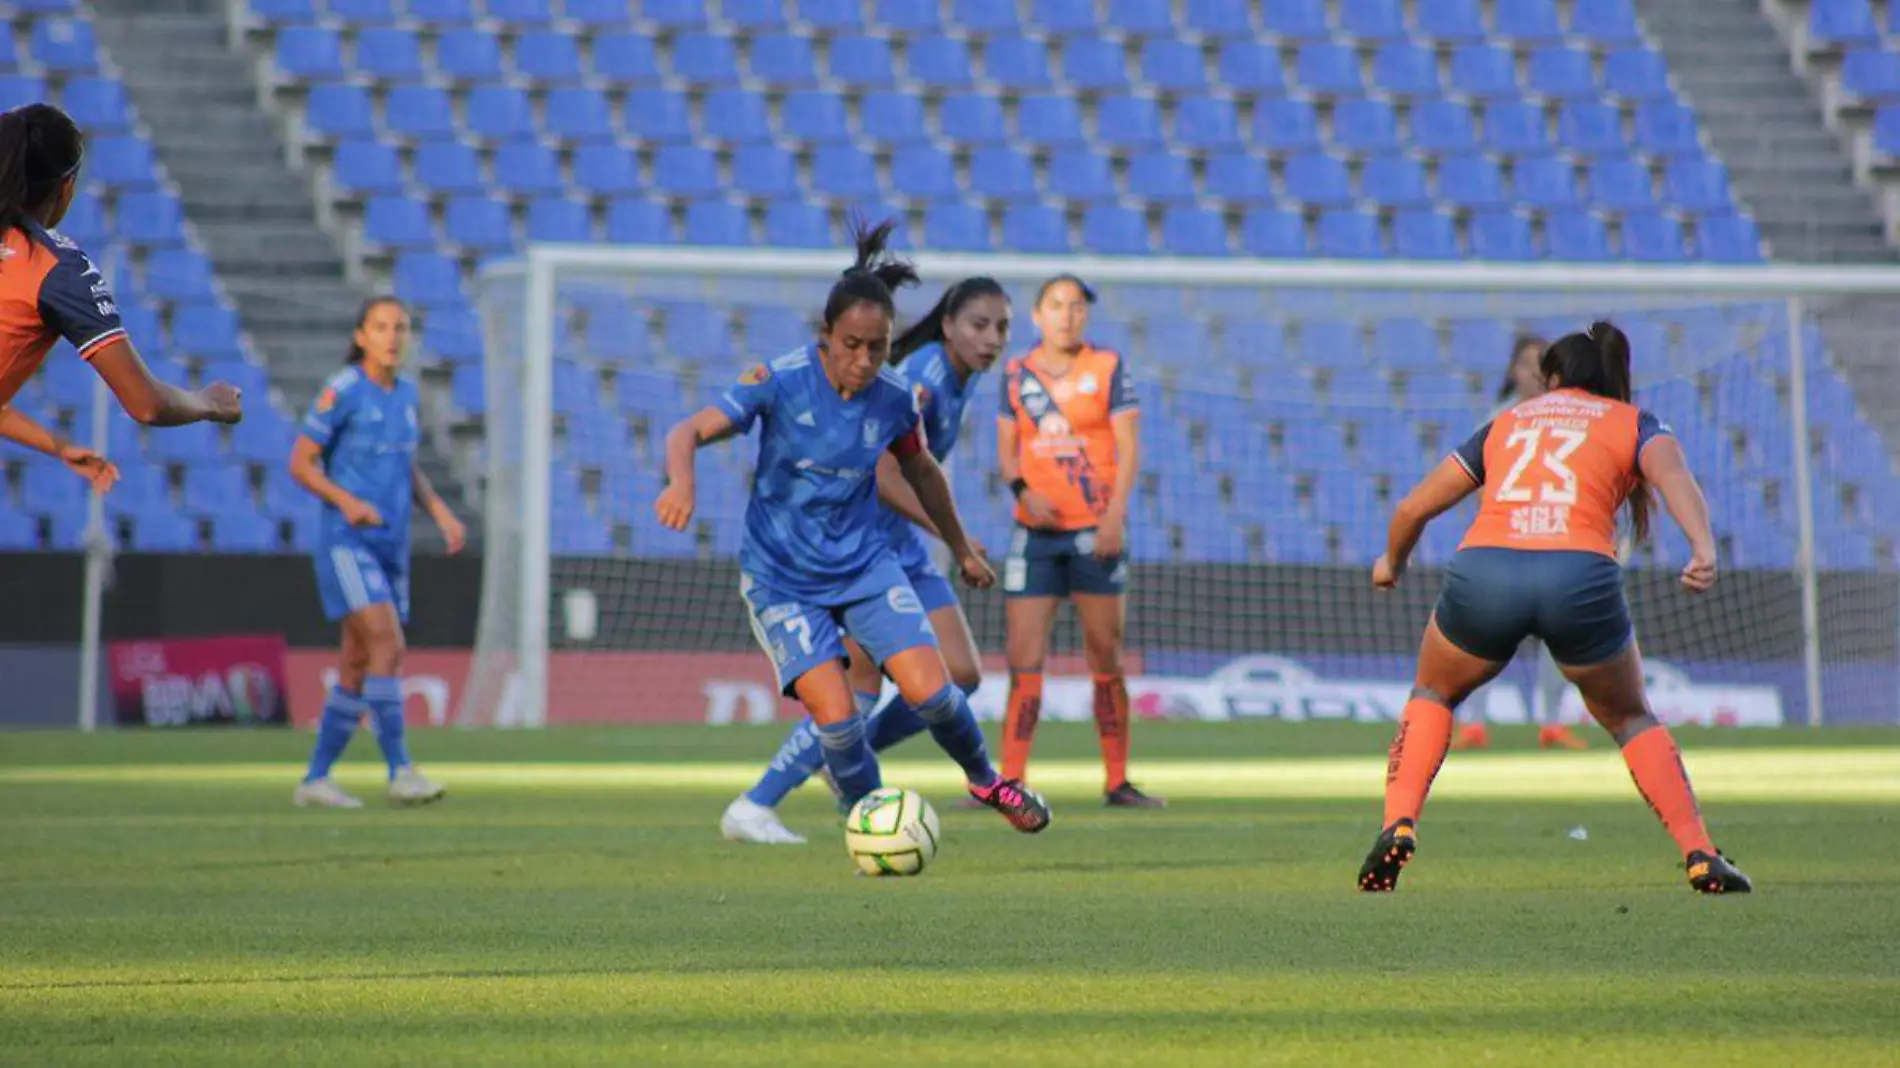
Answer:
[
  {"left": 1096, "top": 95, "right": 1165, "bottom": 150},
  {"left": 987, "top": 36, "right": 1056, "bottom": 90},
  {"left": 495, "top": 143, "right": 569, "bottom": 199},
  {"left": 1605, "top": 49, "right": 1671, "bottom": 100},
  {"left": 642, "top": 0, "right": 709, "bottom": 27},
  {"left": 594, "top": 33, "right": 664, "bottom": 85},
  {"left": 798, "top": 0, "right": 861, "bottom": 30},
  {"left": 1297, "top": 43, "right": 1363, "bottom": 95},
  {"left": 1240, "top": 210, "right": 1307, "bottom": 257},
  {"left": 1334, "top": 99, "right": 1399, "bottom": 154},
  {"left": 1081, "top": 206, "right": 1149, "bottom": 255},
  {"left": 922, "top": 203, "right": 991, "bottom": 251},
  {"left": 1185, "top": 0, "right": 1253, "bottom": 36},
  {"left": 516, "top": 31, "right": 584, "bottom": 83},
  {"left": 1528, "top": 46, "right": 1597, "bottom": 100},
  {"left": 681, "top": 201, "right": 749, "bottom": 246},
  {"left": 115, "top": 191, "right": 187, "bottom": 249},
  {"left": 1620, "top": 213, "right": 1688, "bottom": 262},
  {"left": 1001, "top": 205, "right": 1070, "bottom": 253},
  {"left": 1513, "top": 157, "right": 1582, "bottom": 210},
  {"left": 1450, "top": 45, "right": 1520, "bottom": 98},
  {"left": 781, "top": 90, "right": 851, "bottom": 145},
  {"left": 171, "top": 305, "right": 247, "bottom": 362},
  {"left": 967, "top": 147, "right": 1039, "bottom": 202},
  {"left": 1439, "top": 157, "right": 1508, "bottom": 210},
  {"left": 1018, "top": 95, "right": 1088, "bottom": 150},
  {"left": 86, "top": 136, "right": 161, "bottom": 190},
  {"left": 1161, "top": 208, "right": 1229, "bottom": 257},
  {"left": 249, "top": 0, "right": 315, "bottom": 24},
  {"left": 891, "top": 148, "right": 960, "bottom": 202},
  {"left": 673, "top": 32, "right": 743, "bottom": 86},
  {"left": 1411, "top": 100, "right": 1476, "bottom": 155},
  {"left": 1127, "top": 153, "right": 1196, "bottom": 204},
  {"left": 383, "top": 85, "right": 455, "bottom": 141},
  {"left": 1392, "top": 211, "right": 1461, "bottom": 259},
  {"left": 652, "top": 145, "right": 721, "bottom": 198},
  {"left": 357, "top": 27, "right": 425, "bottom": 83},
  {"left": 0, "top": 75, "right": 45, "bottom": 114},
  {"left": 1284, "top": 154, "right": 1353, "bottom": 208},
  {"left": 1588, "top": 159, "right": 1657, "bottom": 210},
  {"left": 1204, "top": 152, "right": 1274, "bottom": 203},
  {"left": 32, "top": 18, "right": 100, "bottom": 73},
  {"left": 413, "top": 141, "right": 485, "bottom": 197},
  {"left": 1697, "top": 213, "right": 1766, "bottom": 263},
  {"left": 1217, "top": 42, "right": 1286, "bottom": 95},
  {"left": 408, "top": 0, "right": 477, "bottom": 24},
  {"left": 623, "top": 89, "right": 693, "bottom": 144},
  {"left": 129, "top": 513, "right": 199, "bottom": 553},
  {"left": 1174, "top": 96, "right": 1243, "bottom": 151},
  {"left": 393, "top": 253, "right": 465, "bottom": 309},
  {"left": 810, "top": 146, "right": 881, "bottom": 201},
  {"left": 1372, "top": 42, "right": 1440, "bottom": 97},
  {"left": 211, "top": 513, "right": 281, "bottom": 553},
  {"left": 1339, "top": 0, "right": 1405, "bottom": 40},
  {"left": 1318, "top": 211, "right": 1383, "bottom": 259},
  {"left": 444, "top": 196, "right": 514, "bottom": 254},
  {"left": 1842, "top": 48, "right": 1900, "bottom": 100},
  {"left": 464, "top": 86, "right": 535, "bottom": 143},
  {"left": 1558, "top": 102, "right": 1629, "bottom": 157},
  {"left": 1262, "top": 0, "right": 1329, "bottom": 39},
  {"left": 1032, "top": 0, "right": 1098, "bottom": 34},
  {"left": 567, "top": 144, "right": 637, "bottom": 198},
  {"left": 1665, "top": 160, "right": 1734, "bottom": 213},
  {"left": 62, "top": 77, "right": 133, "bottom": 133},
  {"left": 1253, "top": 99, "right": 1322, "bottom": 153},
  {"left": 831, "top": 34, "right": 896, "bottom": 88},
  {"left": 332, "top": 0, "right": 400, "bottom": 21},
  {"left": 1484, "top": 101, "right": 1553, "bottom": 155},
  {"left": 525, "top": 198, "right": 594, "bottom": 243},
  {"left": 1416, "top": 0, "right": 1486, "bottom": 42},
  {"left": 1047, "top": 152, "right": 1119, "bottom": 203},
  {"left": 1810, "top": 0, "right": 1881, "bottom": 47},
  {"left": 1570, "top": 0, "right": 1641, "bottom": 43},
  {"left": 763, "top": 201, "right": 831, "bottom": 248},
  {"left": 305, "top": 84, "right": 376, "bottom": 142},
  {"left": 142, "top": 250, "right": 219, "bottom": 303},
  {"left": 861, "top": 91, "right": 929, "bottom": 147},
  {"left": 541, "top": 86, "right": 614, "bottom": 144},
  {"left": 1063, "top": 36, "right": 1131, "bottom": 92},
  {"left": 1495, "top": 0, "right": 1563, "bottom": 43},
  {"left": 908, "top": 36, "right": 975, "bottom": 89},
  {"left": 1362, "top": 155, "right": 1431, "bottom": 208},
  {"left": 1544, "top": 211, "right": 1613, "bottom": 261},
  {"left": 488, "top": 0, "right": 555, "bottom": 28},
  {"left": 1635, "top": 101, "right": 1704, "bottom": 157},
  {"left": 1142, "top": 40, "right": 1208, "bottom": 93},
  {"left": 940, "top": 94, "right": 1006, "bottom": 146}
]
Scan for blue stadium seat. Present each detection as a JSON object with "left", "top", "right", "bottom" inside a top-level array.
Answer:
[
  {"left": 493, "top": 142, "right": 566, "bottom": 198},
  {"left": 1032, "top": 0, "right": 1099, "bottom": 34},
  {"left": 364, "top": 196, "right": 435, "bottom": 250},
  {"left": 1174, "top": 96, "right": 1242, "bottom": 151},
  {"left": 782, "top": 90, "right": 851, "bottom": 144},
  {"left": 908, "top": 36, "right": 975, "bottom": 89},
  {"left": 860, "top": 91, "right": 929, "bottom": 146},
  {"left": 249, "top": 0, "right": 316, "bottom": 24},
  {"left": 111, "top": 194, "right": 204, "bottom": 252},
  {"left": 407, "top": 0, "right": 476, "bottom": 24},
  {"left": 143, "top": 250, "right": 218, "bottom": 303},
  {"left": 131, "top": 513, "right": 199, "bottom": 553},
  {"left": 624, "top": 89, "right": 693, "bottom": 143},
  {"left": 87, "top": 136, "right": 160, "bottom": 189},
  {"left": 464, "top": 86, "right": 535, "bottom": 142},
  {"left": 1284, "top": 153, "right": 1353, "bottom": 207},
  {"left": 211, "top": 513, "right": 282, "bottom": 553},
  {"left": 1495, "top": 0, "right": 1563, "bottom": 43},
  {"left": 1126, "top": 152, "right": 1196, "bottom": 203},
  {"left": 1218, "top": 42, "right": 1286, "bottom": 94},
  {"left": 543, "top": 86, "right": 615, "bottom": 143},
  {"left": 1262, "top": 0, "right": 1330, "bottom": 39},
  {"left": 831, "top": 34, "right": 896, "bottom": 88},
  {"left": 1204, "top": 152, "right": 1274, "bottom": 203},
  {"left": 1362, "top": 155, "right": 1431, "bottom": 208},
  {"left": 652, "top": 145, "right": 720, "bottom": 197},
  {"left": 922, "top": 203, "right": 992, "bottom": 251},
  {"left": 57, "top": 193, "right": 106, "bottom": 244},
  {"left": 1340, "top": 0, "right": 1406, "bottom": 40},
  {"left": 1544, "top": 211, "right": 1613, "bottom": 261},
  {"left": 444, "top": 196, "right": 515, "bottom": 254},
  {"left": 1621, "top": 213, "right": 1688, "bottom": 262},
  {"left": 383, "top": 85, "right": 455, "bottom": 140},
  {"left": 105, "top": 465, "right": 170, "bottom": 520},
  {"left": 32, "top": 18, "right": 100, "bottom": 73},
  {"left": 393, "top": 253, "right": 465, "bottom": 308},
  {"left": 1334, "top": 98, "right": 1399, "bottom": 154},
  {"left": 956, "top": 0, "right": 1024, "bottom": 33},
  {"left": 987, "top": 36, "right": 1055, "bottom": 90},
  {"left": 275, "top": 26, "right": 345, "bottom": 79},
  {"left": 565, "top": 0, "right": 632, "bottom": 24},
  {"left": 450, "top": 366, "right": 485, "bottom": 413},
  {"left": 1142, "top": 39, "right": 1207, "bottom": 93},
  {"left": 1416, "top": 0, "right": 1486, "bottom": 42},
  {"left": 305, "top": 83, "right": 376, "bottom": 141},
  {"left": 1185, "top": 0, "right": 1253, "bottom": 36},
  {"left": 1253, "top": 98, "right": 1322, "bottom": 152},
  {"left": 875, "top": 0, "right": 940, "bottom": 30},
  {"left": 1392, "top": 211, "right": 1460, "bottom": 259},
  {"left": 1063, "top": 36, "right": 1130, "bottom": 92},
  {"left": 356, "top": 27, "right": 425, "bottom": 83},
  {"left": 150, "top": 421, "right": 225, "bottom": 466},
  {"left": 641, "top": 0, "right": 708, "bottom": 27},
  {"left": 1001, "top": 205, "right": 1070, "bottom": 253},
  {"left": 763, "top": 200, "right": 831, "bottom": 247},
  {"left": 891, "top": 147, "right": 960, "bottom": 201},
  {"left": 731, "top": 144, "right": 799, "bottom": 199},
  {"left": 1665, "top": 160, "right": 1733, "bottom": 213},
  {"left": 1096, "top": 94, "right": 1165, "bottom": 149},
  {"left": 673, "top": 32, "right": 742, "bottom": 86},
  {"left": 1697, "top": 213, "right": 1766, "bottom": 263},
  {"left": 413, "top": 141, "right": 485, "bottom": 196},
  {"left": 21, "top": 460, "right": 86, "bottom": 511},
  {"left": 1411, "top": 99, "right": 1476, "bottom": 154},
  {"left": 1588, "top": 158, "right": 1656, "bottom": 210},
  {"left": 1450, "top": 45, "right": 1520, "bottom": 98},
  {"left": 1570, "top": 0, "right": 1641, "bottom": 44},
  {"left": 1528, "top": 46, "right": 1598, "bottom": 100},
  {"left": 1634, "top": 101, "right": 1703, "bottom": 157},
  {"left": 573, "top": 144, "right": 639, "bottom": 196},
  {"left": 0, "top": 75, "right": 45, "bottom": 113},
  {"left": 810, "top": 146, "right": 881, "bottom": 200},
  {"left": 798, "top": 0, "right": 862, "bottom": 30},
  {"left": 1161, "top": 208, "right": 1229, "bottom": 257},
  {"left": 1082, "top": 206, "right": 1149, "bottom": 255},
  {"left": 1018, "top": 95, "right": 1087, "bottom": 149},
  {"left": 1604, "top": 48, "right": 1671, "bottom": 100},
  {"left": 1107, "top": 0, "right": 1176, "bottom": 35},
  {"left": 1241, "top": 210, "right": 1308, "bottom": 257},
  {"left": 1873, "top": 104, "right": 1900, "bottom": 156},
  {"left": 1557, "top": 102, "right": 1629, "bottom": 157},
  {"left": 516, "top": 31, "right": 584, "bottom": 83},
  {"left": 683, "top": 200, "right": 751, "bottom": 246},
  {"left": 594, "top": 32, "right": 664, "bottom": 85},
  {"left": 488, "top": 0, "right": 554, "bottom": 26},
  {"left": 62, "top": 77, "right": 133, "bottom": 133},
  {"left": 1513, "top": 157, "right": 1582, "bottom": 210},
  {"left": 1318, "top": 211, "right": 1383, "bottom": 258},
  {"left": 1297, "top": 42, "right": 1363, "bottom": 94},
  {"left": 967, "top": 146, "right": 1039, "bottom": 202},
  {"left": 1372, "top": 42, "right": 1440, "bottom": 97},
  {"left": 1484, "top": 101, "right": 1552, "bottom": 155},
  {"left": 423, "top": 306, "right": 483, "bottom": 363},
  {"left": 181, "top": 464, "right": 251, "bottom": 517},
  {"left": 1439, "top": 156, "right": 1508, "bottom": 209},
  {"left": 526, "top": 197, "right": 594, "bottom": 242},
  {"left": 1810, "top": 0, "right": 1880, "bottom": 47},
  {"left": 1047, "top": 152, "right": 1118, "bottom": 202},
  {"left": 1840, "top": 48, "right": 1900, "bottom": 100},
  {"left": 200, "top": 360, "right": 270, "bottom": 398}
]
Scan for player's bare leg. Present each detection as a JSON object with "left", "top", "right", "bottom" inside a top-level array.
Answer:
[
  {"left": 1560, "top": 643, "right": 1751, "bottom": 893},
  {"left": 1360, "top": 619, "right": 1505, "bottom": 891},
  {"left": 1534, "top": 643, "right": 1587, "bottom": 749},
  {"left": 354, "top": 604, "right": 443, "bottom": 806},
  {"left": 1077, "top": 592, "right": 1159, "bottom": 808},
  {"left": 295, "top": 618, "right": 373, "bottom": 809}
]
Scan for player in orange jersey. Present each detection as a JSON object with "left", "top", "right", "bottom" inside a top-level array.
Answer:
[
  {"left": 997, "top": 275, "right": 1160, "bottom": 807},
  {"left": 1359, "top": 323, "right": 1750, "bottom": 894},
  {"left": 0, "top": 104, "right": 240, "bottom": 437}
]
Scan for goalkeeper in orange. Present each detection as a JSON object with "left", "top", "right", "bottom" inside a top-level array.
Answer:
[{"left": 1358, "top": 323, "right": 1751, "bottom": 894}]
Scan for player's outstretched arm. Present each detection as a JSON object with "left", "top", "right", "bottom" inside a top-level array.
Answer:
[
  {"left": 1639, "top": 435, "right": 1718, "bottom": 592},
  {"left": 1378, "top": 458, "right": 1478, "bottom": 586},
  {"left": 656, "top": 406, "right": 737, "bottom": 531},
  {"left": 89, "top": 339, "right": 242, "bottom": 427},
  {"left": 411, "top": 460, "right": 465, "bottom": 553},
  {"left": 0, "top": 405, "right": 117, "bottom": 491},
  {"left": 289, "top": 436, "right": 381, "bottom": 527},
  {"left": 896, "top": 445, "right": 992, "bottom": 588}
]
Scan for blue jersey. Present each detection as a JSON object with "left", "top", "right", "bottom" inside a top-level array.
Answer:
[
  {"left": 878, "top": 342, "right": 980, "bottom": 569},
  {"left": 718, "top": 345, "right": 923, "bottom": 604},
  {"left": 300, "top": 366, "right": 421, "bottom": 556}
]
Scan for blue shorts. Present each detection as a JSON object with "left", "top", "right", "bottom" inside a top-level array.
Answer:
[
  {"left": 313, "top": 540, "right": 410, "bottom": 624},
  {"left": 1002, "top": 525, "right": 1128, "bottom": 599},
  {"left": 905, "top": 563, "right": 959, "bottom": 615},
  {"left": 741, "top": 566, "right": 940, "bottom": 697},
  {"left": 1434, "top": 548, "right": 1631, "bottom": 667}
]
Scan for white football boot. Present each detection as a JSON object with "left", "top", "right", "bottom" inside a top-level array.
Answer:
[
  {"left": 720, "top": 796, "right": 807, "bottom": 844},
  {"left": 293, "top": 777, "right": 364, "bottom": 809},
  {"left": 388, "top": 766, "right": 447, "bottom": 806}
]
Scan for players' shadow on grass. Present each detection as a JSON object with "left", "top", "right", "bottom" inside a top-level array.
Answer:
[{"left": 1012, "top": 856, "right": 1264, "bottom": 876}]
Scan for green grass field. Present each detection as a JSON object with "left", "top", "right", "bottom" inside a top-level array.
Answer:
[{"left": 3, "top": 722, "right": 1897, "bottom": 1067}]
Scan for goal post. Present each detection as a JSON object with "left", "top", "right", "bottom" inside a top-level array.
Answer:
[{"left": 463, "top": 245, "right": 1900, "bottom": 731}]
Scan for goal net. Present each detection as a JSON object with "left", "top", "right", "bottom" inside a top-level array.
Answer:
[{"left": 459, "top": 248, "right": 1900, "bottom": 731}]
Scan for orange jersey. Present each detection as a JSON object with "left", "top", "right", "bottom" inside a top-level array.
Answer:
[
  {"left": 1454, "top": 388, "right": 1670, "bottom": 557},
  {"left": 0, "top": 220, "right": 124, "bottom": 410},
  {"left": 1000, "top": 344, "right": 1136, "bottom": 531}
]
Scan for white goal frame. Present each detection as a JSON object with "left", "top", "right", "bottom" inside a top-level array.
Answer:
[{"left": 475, "top": 247, "right": 1900, "bottom": 730}]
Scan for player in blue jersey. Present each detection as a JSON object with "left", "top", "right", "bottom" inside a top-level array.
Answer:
[
  {"left": 720, "top": 276, "right": 1013, "bottom": 844},
  {"left": 290, "top": 297, "right": 465, "bottom": 809},
  {"left": 658, "top": 222, "right": 1050, "bottom": 840}
]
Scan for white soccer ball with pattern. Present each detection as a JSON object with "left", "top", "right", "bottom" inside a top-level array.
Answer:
[{"left": 844, "top": 787, "right": 941, "bottom": 877}]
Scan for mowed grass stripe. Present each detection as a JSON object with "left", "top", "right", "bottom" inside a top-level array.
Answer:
[{"left": 3, "top": 748, "right": 1896, "bottom": 801}]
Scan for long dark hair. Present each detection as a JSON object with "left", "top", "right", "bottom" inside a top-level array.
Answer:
[
  {"left": 822, "top": 216, "right": 920, "bottom": 330},
  {"left": 1496, "top": 334, "right": 1546, "bottom": 401},
  {"left": 893, "top": 275, "right": 1007, "bottom": 363},
  {"left": 345, "top": 295, "right": 407, "bottom": 364},
  {"left": 0, "top": 104, "right": 83, "bottom": 232},
  {"left": 1542, "top": 321, "right": 1651, "bottom": 542}
]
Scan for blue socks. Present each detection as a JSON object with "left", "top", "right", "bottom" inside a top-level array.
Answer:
[
  {"left": 303, "top": 686, "right": 364, "bottom": 783},
  {"left": 362, "top": 675, "right": 409, "bottom": 780},
  {"left": 815, "top": 713, "right": 881, "bottom": 806},
  {"left": 915, "top": 684, "right": 998, "bottom": 788},
  {"left": 744, "top": 717, "right": 825, "bottom": 806},
  {"left": 867, "top": 693, "right": 931, "bottom": 751}
]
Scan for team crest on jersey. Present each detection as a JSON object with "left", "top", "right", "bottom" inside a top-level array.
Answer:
[
  {"left": 1078, "top": 372, "right": 1099, "bottom": 395},
  {"left": 315, "top": 387, "right": 337, "bottom": 413},
  {"left": 738, "top": 363, "right": 770, "bottom": 386},
  {"left": 862, "top": 418, "right": 882, "bottom": 446},
  {"left": 913, "top": 384, "right": 931, "bottom": 412}
]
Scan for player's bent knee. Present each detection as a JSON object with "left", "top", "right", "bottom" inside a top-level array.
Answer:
[
  {"left": 951, "top": 668, "right": 982, "bottom": 695},
  {"left": 1410, "top": 685, "right": 1451, "bottom": 707}
]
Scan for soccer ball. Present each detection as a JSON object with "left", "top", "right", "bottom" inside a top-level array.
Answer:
[{"left": 844, "top": 787, "right": 941, "bottom": 877}]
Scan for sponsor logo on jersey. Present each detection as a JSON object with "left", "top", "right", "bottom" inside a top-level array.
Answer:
[
  {"left": 886, "top": 586, "right": 924, "bottom": 615},
  {"left": 315, "top": 387, "right": 337, "bottom": 413},
  {"left": 794, "top": 411, "right": 816, "bottom": 427},
  {"left": 739, "top": 363, "right": 770, "bottom": 386},
  {"left": 1078, "top": 372, "right": 1099, "bottom": 395}
]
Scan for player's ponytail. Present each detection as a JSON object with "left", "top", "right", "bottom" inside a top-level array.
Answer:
[
  {"left": 345, "top": 294, "right": 406, "bottom": 364},
  {"left": 1546, "top": 321, "right": 1652, "bottom": 541},
  {"left": 0, "top": 104, "right": 84, "bottom": 233},
  {"left": 893, "top": 276, "right": 1006, "bottom": 363},
  {"left": 823, "top": 215, "right": 920, "bottom": 328}
]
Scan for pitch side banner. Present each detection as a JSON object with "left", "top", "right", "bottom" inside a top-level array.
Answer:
[{"left": 109, "top": 635, "right": 291, "bottom": 728}]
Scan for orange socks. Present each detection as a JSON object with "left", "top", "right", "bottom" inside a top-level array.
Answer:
[
  {"left": 1001, "top": 671, "right": 1042, "bottom": 783},
  {"left": 1619, "top": 722, "right": 1716, "bottom": 857},
  {"left": 1383, "top": 697, "right": 1454, "bottom": 828},
  {"left": 1093, "top": 674, "right": 1130, "bottom": 791}
]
